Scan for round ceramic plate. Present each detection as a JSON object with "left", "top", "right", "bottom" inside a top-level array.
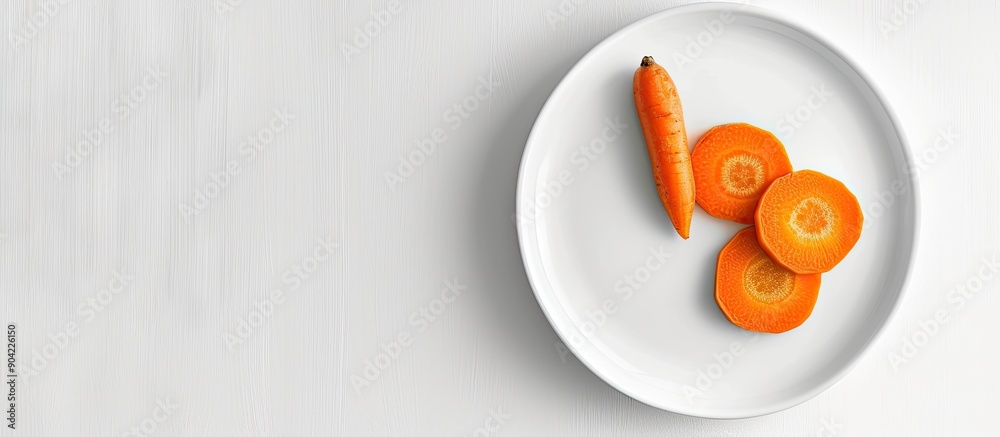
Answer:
[{"left": 515, "top": 3, "right": 919, "bottom": 419}]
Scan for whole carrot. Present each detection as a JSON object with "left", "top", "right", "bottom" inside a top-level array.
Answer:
[{"left": 633, "top": 56, "right": 695, "bottom": 239}]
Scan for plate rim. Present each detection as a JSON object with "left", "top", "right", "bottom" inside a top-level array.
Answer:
[{"left": 514, "top": 1, "right": 921, "bottom": 419}]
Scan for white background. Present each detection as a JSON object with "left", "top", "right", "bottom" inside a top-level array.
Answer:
[{"left": 2, "top": 0, "right": 998, "bottom": 435}]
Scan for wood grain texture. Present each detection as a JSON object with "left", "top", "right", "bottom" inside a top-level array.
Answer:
[{"left": 1, "top": 0, "right": 997, "bottom": 435}]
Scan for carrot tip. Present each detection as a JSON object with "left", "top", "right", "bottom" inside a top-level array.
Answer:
[{"left": 641, "top": 56, "right": 655, "bottom": 67}]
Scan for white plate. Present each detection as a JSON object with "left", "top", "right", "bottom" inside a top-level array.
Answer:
[{"left": 515, "top": 3, "right": 919, "bottom": 419}]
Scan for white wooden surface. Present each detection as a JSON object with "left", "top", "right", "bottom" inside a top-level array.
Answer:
[{"left": 2, "top": 0, "right": 997, "bottom": 435}]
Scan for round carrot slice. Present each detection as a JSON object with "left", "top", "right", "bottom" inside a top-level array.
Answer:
[
  {"left": 755, "top": 170, "right": 863, "bottom": 274},
  {"left": 691, "top": 123, "right": 793, "bottom": 223},
  {"left": 716, "top": 227, "right": 821, "bottom": 333}
]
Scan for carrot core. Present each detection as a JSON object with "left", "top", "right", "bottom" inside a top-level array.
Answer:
[
  {"left": 720, "top": 153, "right": 766, "bottom": 198},
  {"left": 743, "top": 253, "right": 795, "bottom": 304},
  {"left": 789, "top": 197, "right": 835, "bottom": 240}
]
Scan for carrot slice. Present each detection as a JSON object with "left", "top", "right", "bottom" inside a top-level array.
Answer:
[
  {"left": 633, "top": 56, "right": 695, "bottom": 239},
  {"left": 716, "top": 227, "right": 822, "bottom": 333},
  {"left": 691, "top": 123, "right": 793, "bottom": 223},
  {"left": 755, "top": 170, "right": 864, "bottom": 274}
]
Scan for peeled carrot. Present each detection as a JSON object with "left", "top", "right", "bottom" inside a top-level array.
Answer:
[
  {"left": 691, "top": 123, "right": 793, "bottom": 224},
  {"left": 716, "top": 227, "right": 822, "bottom": 333},
  {"left": 755, "top": 170, "right": 863, "bottom": 274},
  {"left": 633, "top": 56, "right": 695, "bottom": 239}
]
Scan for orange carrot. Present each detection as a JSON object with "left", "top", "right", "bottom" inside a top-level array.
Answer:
[
  {"left": 716, "top": 227, "right": 822, "bottom": 333},
  {"left": 691, "top": 123, "right": 793, "bottom": 224},
  {"left": 755, "top": 170, "right": 864, "bottom": 274},
  {"left": 633, "top": 56, "right": 695, "bottom": 239}
]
